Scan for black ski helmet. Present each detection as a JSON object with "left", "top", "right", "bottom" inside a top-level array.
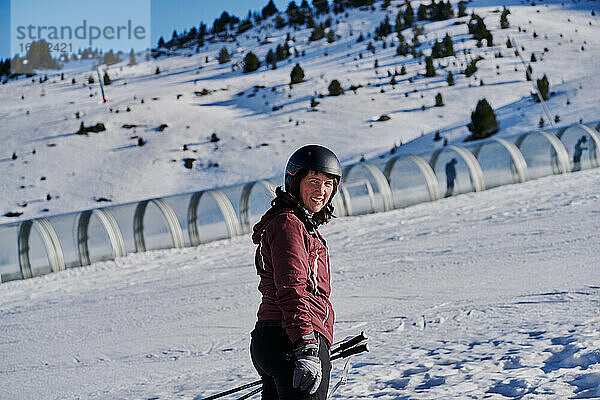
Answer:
[{"left": 284, "top": 144, "right": 342, "bottom": 191}]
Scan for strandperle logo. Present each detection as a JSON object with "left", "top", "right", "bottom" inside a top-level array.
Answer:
[
  {"left": 10, "top": 0, "right": 151, "bottom": 58},
  {"left": 15, "top": 20, "right": 147, "bottom": 47}
]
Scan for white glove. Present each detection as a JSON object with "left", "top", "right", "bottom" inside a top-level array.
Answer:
[{"left": 292, "top": 343, "right": 322, "bottom": 394}]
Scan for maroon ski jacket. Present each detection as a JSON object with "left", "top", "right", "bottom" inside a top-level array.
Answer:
[{"left": 252, "top": 201, "right": 334, "bottom": 349}]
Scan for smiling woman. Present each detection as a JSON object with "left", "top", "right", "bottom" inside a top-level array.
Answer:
[{"left": 250, "top": 144, "right": 342, "bottom": 399}]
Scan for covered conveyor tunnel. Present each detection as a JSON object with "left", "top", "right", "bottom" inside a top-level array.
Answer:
[{"left": 1, "top": 122, "right": 598, "bottom": 283}]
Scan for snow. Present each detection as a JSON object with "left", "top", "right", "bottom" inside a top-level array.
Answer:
[
  {"left": 1, "top": 0, "right": 600, "bottom": 398},
  {"left": 1, "top": 166, "right": 599, "bottom": 399}
]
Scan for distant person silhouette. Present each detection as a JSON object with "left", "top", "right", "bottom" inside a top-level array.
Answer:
[
  {"left": 572, "top": 136, "right": 588, "bottom": 172},
  {"left": 445, "top": 158, "right": 458, "bottom": 198}
]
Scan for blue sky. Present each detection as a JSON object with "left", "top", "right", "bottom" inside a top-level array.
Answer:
[{"left": 1, "top": 0, "right": 289, "bottom": 59}]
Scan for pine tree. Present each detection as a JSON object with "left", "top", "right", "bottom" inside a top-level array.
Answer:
[
  {"left": 447, "top": 70, "right": 454, "bottom": 86},
  {"left": 103, "top": 71, "right": 111, "bottom": 86},
  {"left": 465, "top": 56, "right": 482, "bottom": 77},
  {"left": 424, "top": 55, "right": 436, "bottom": 77},
  {"left": 309, "top": 24, "right": 326, "bottom": 41},
  {"left": 442, "top": 33, "right": 454, "bottom": 57},
  {"left": 500, "top": 7, "right": 510, "bottom": 29},
  {"left": 530, "top": 53, "right": 537, "bottom": 62},
  {"left": 328, "top": 79, "right": 343, "bottom": 96},
  {"left": 218, "top": 47, "right": 231, "bottom": 64},
  {"left": 467, "top": 98, "right": 499, "bottom": 140},
  {"left": 432, "top": 40, "right": 443, "bottom": 58},
  {"left": 290, "top": 63, "right": 305, "bottom": 84},
  {"left": 506, "top": 38, "right": 513, "bottom": 48},
  {"left": 262, "top": 0, "right": 278, "bottom": 18},
  {"left": 435, "top": 92, "right": 444, "bottom": 106},
  {"left": 88, "top": 75, "right": 95, "bottom": 84},
  {"left": 266, "top": 49, "right": 275, "bottom": 65},
  {"left": 404, "top": 3, "right": 415, "bottom": 27},
  {"left": 155, "top": 66, "right": 161, "bottom": 74},
  {"left": 313, "top": 0, "right": 329, "bottom": 14},
  {"left": 129, "top": 49, "right": 136, "bottom": 65},
  {"left": 327, "top": 29, "right": 335, "bottom": 43},
  {"left": 243, "top": 52, "right": 260, "bottom": 73},
  {"left": 400, "top": 65, "right": 407, "bottom": 75},
  {"left": 536, "top": 74, "right": 549, "bottom": 101},
  {"left": 458, "top": 1, "right": 467, "bottom": 17}
]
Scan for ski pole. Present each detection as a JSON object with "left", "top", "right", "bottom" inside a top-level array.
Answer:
[
  {"left": 331, "top": 342, "right": 369, "bottom": 361},
  {"left": 199, "top": 380, "right": 262, "bottom": 400},
  {"left": 330, "top": 331, "right": 367, "bottom": 355},
  {"left": 235, "top": 387, "right": 262, "bottom": 400}
]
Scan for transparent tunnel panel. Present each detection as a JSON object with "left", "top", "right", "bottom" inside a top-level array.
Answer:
[
  {"left": 554, "top": 125, "right": 600, "bottom": 172},
  {"left": 109, "top": 203, "right": 139, "bottom": 254},
  {"left": 162, "top": 194, "right": 195, "bottom": 247},
  {"left": 0, "top": 225, "right": 20, "bottom": 282},
  {"left": 343, "top": 165, "right": 385, "bottom": 215},
  {"left": 85, "top": 212, "right": 117, "bottom": 264},
  {"left": 515, "top": 133, "right": 563, "bottom": 179},
  {"left": 471, "top": 141, "right": 521, "bottom": 189},
  {"left": 193, "top": 193, "right": 230, "bottom": 243},
  {"left": 385, "top": 156, "right": 434, "bottom": 208},
  {"left": 430, "top": 149, "right": 477, "bottom": 197},
  {"left": 50, "top": 214, "right": 80, "bottom": 268},
  {"left": 27, "top": 224, "right": 52, "bottom": 277},
  {"left": 139, "top": 202, "right": 176, "bottom": 251},
  {"left": 240, "top": 181, "right": 276, "bottom": 233}
]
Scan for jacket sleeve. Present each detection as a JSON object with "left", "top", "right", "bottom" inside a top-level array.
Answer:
[{"left": 267, "top": 213, "right": 316, "bottom": 346}]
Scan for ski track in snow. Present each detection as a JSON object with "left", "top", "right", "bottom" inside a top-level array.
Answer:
[{"left": 1, "top": 166, "right": 600, "bottom": 399}]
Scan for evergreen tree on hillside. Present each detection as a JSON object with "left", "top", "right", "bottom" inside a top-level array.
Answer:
[
  {"left": 266, "top": 49, "right": 275, "bottom": 65},
  {"left": 103, "top": 49, "right": 120, "bottom": 65},
  {"left": 262, "top": 0, "right": 279, "bottom": 18},
  {"left": 313, "top": 0, "right": 329, "bottom": 14},
  {"left": 287, "top": 1, "right": 305, "bottom": 25},
  {"left": 333, "top": 0, "right": 351, "bottom": 13},
  {"left": 275, "top": 14, "right": 287, "bottom": 29},
  {"left": 403, "top": 3, "right": 415, "bottom": 27},
  {"left": 218, "top": 47, "right": 231, "bottom": 64},
  {"left": 500, "top": 7, "right": 511, "bottom": 29},
  {"left": 424, "top": 55, "right": 436, "bottom": 77},
  {"left": 129, "top": 49, "right": 136, "bottom": 65},
  {"left": 435, "top": 92, "right": 444, "bottom": 106},
  {"left": 467, "top": 98, "right": 499, "bottom": 140},
  {"left": 468, "top": 14, "right": 493, "bottom": 46},
  {"left": 290, "top": 63, "right": 305, "bottom": 84},
  {"left": 457, "top": 1, "right": 467, "bottom": 17},
  {"left": 447, "top": 70, "right": 455, "bottom": 86},
  {"left": 432, "top": 40, "right": 443, "bottom": 58},
  {"left": 442, "top": 33, "right": 454, "bottom": 56},
  {"left": 103, "top": 71, "right": 111, "bottom": 86},
  {"left": 243, "top": 52, "right": 260, "bottom": 73},
  {"left": 417, "top": 4, "right": 428, "bottom": 21},
  {"left": 328, "top": 79, "right": 344, "bottom": 96},
  {"left": 24, "top": 40, "right": 59, "bottom": 71},
  {"left": 327, "top": 29, "right": 336, "bottom": 43},
  {"left": 309, "top": 24, "right": 326, "bottom": 41},
  {"left": 536, "top": 74, "right": 550, "bottom": 101},
  {"left": 375, "top": 15, "right": 392, "bottom": 38}
]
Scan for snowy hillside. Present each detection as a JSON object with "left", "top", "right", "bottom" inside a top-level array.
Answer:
[
  {"left": 1, "top": 160, "right": 599, "bottom": 399},
  {"left": 1, "top": 0, "right": 599, "bottom": 223}
]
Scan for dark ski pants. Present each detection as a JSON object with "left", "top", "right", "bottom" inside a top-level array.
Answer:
[{"left": 250, "top": 322, "right": 331, "bottom": 400}]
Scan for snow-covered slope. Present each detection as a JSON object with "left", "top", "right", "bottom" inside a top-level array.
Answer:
[
  {"left": 1, "top": 160, "right": 599, "bottom": 399},
  {"left": 1, "top": 0, "right": 598, "bottom": 223}
]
